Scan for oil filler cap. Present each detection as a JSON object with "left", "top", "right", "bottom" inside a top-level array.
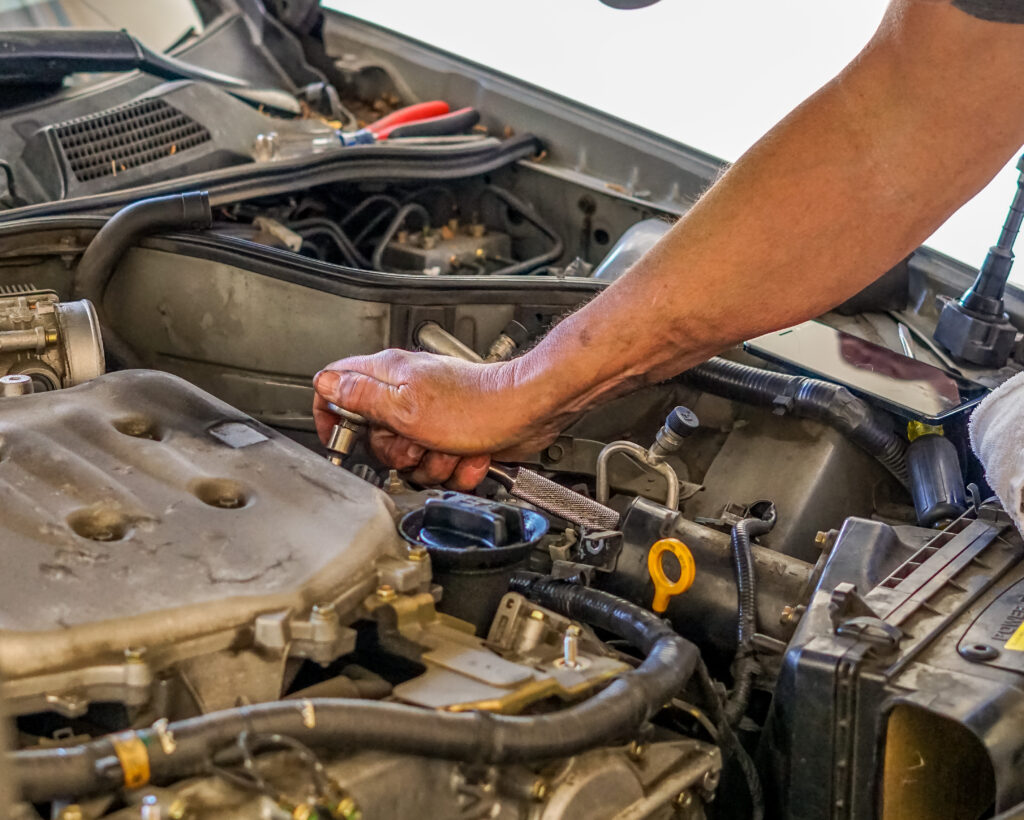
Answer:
[{"left": 399, "top": 493, "right": 548, "bottom": 571}]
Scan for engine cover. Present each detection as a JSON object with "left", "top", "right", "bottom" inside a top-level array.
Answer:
[{"left": 0, "top": 370, "right": 416, "bottom": 716}]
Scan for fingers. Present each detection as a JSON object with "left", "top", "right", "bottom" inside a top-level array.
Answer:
[
  {"left": 313, "top": 367, "right": 404, "bottom": 430},
  {"left": 313, "top": 394, "right": 341, "bottom": 444},
  {"left": 447, "top": 454, "right": 491, "bottom": 491},
  {"left": 408, "top": 451, "right": 461, "bottom": 485},
  {"left": 369, "top": 428, "right": 425, "bottom": 471}
]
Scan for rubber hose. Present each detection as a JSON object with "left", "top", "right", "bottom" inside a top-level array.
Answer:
[
  {"left": 481, "top": 185, "right": 564, "bottom": 275},
  {"left": 12, "top": 577, "right": 699, "bottom": 802},
  {"left": 693, "top": 662, "right": 765, "bottom": 820},
  {"left": 370, "top": 202, "right": 431, "bottom": 271},
  {"left": 685, "top": 357, "right": 908, "bottom": 485},
  {"left": 72, "top": 192, "right": 212, "bottom": 368},
  {"left": 724, "top": 505, "right": 777, "bottom": 727}
]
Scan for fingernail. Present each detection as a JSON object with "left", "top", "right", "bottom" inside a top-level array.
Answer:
[
  {"left": 467, "top": 455, "right": 490, "bottom": 469},
  {"left": 406, "top": 443, "right": 425, "bottom": 461},
  {"left": 312, "top": 369, "right": 324, "bottom": 386},
  {"left": 315, "top": 371, "right": 340, "bottom": 394}
]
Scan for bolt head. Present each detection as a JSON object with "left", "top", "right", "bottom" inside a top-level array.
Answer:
[
  {"left": 815, "top": 531, "right": 828, "bottom": 546},
  {"left": 408, "top": 546, "right": 428, "bottom": 562},
  {"left": 529, "top": 610, "right": 546, "bottom": 621},
  {"left": 376, "top": 584, "right": 397, "bottom": 602}
]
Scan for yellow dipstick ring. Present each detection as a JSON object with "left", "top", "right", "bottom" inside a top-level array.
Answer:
[{"left": 647, "top": 538, "right": 696, "bottom": 614}]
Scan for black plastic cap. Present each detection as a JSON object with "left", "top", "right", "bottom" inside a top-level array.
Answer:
[{"left": 665, "top": 406, "right": 700, "bottom": 437}]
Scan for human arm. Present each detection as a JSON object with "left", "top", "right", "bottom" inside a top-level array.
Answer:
[{"left": 314, "top": 0, "right": 1024, "bottom": 488}]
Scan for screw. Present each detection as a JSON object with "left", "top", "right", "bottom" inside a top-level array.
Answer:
[
  {"left": 627, "top": 740, "right": 646, "bottom": 760},
  {"left": 815, "top": 531, "right": 828, "bottom": 546},
  {"left": 529, "top": 779, "right": 549, "bottom": 801},
  {"left": 376, "top": 584, "right": 397, "bottom": 602},
  {"left": 673, "top": 791, "right": 694, "bottom": 809},
  {"left": 407, "top": 546, "right": 428, "bottom": 562},
  {"left": 529, "top": 610, "right": 545, "bottom": 621}
]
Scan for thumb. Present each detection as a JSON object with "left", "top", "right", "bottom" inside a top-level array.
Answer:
[{"left": 314, "top": 369, "right": 402, "bottom": 428}]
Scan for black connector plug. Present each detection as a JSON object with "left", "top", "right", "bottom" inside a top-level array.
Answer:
[{"left": 933, "top": 154, "right": 1024, "bottom": 367}]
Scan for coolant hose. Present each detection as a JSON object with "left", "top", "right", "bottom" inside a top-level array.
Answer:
[
  {"left": 11, "top": 577, "right": 699, "bottom": 802},
  {"left": 72, "top": 192, "right": 213, "bottom": 366},
  {"left": 685, "top": 356, "right": 908, "bottom": 485},
  {"left": 724, "top": 504, "right": 777, "bottom": 727}
]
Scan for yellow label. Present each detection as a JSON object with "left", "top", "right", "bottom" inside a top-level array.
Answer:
[
  {"left": 110, "top": 731, "right": 150, "bottom": 789},
  {"left": 1004, "top": 620, "right": 1024, "bottom": 651}
]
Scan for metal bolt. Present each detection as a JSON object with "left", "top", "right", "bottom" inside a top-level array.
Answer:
[
  {"left": 57, "top": 807, "right": 84, "bottom": 820},
  {"left": 815, "top": 531, "right": 828, "bottom": 546},
  {"left": 545, "top": 444, "right": 564, "bottom": 462},
  {"left": 701, "top": 769, "right": 721, "bottom": 794},
  {"left": 0, "top": 374, "right": 32, "bottom": 397},
  {"left": 529, "top": 610, "right": 545, "bottom": 621},
  {"left": 311, "top": 602, "right": 336, "bottom": 618},
  {"left": 627, "top": 740, "right": 646, "bottom": 760},
  {"left": 673, "top": 791, "right": 694, "bottom": 809},
  {"left": 562, "top": 624, "right": 582, "bottom": 669},
  {"left": 124, "top": 647, "right": 145, "bottom": 663},
  {"left": 376, "top": 584, "right": 397, "bottom": 602},
  {"left": 779, "top": 604, "right": 805, "bottom": 627},
  {"left": 528, "top": 778, "right": 550, "bottom": 801},
  {"left": 407, "top": 546, "right": 428, "bottom": 562}
]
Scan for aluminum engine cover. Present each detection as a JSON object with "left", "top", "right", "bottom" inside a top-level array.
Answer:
[{"left": 0, "top": 370, "right": 407, "bottom": 714}]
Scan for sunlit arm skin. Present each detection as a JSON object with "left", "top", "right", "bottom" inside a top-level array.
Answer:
[{"left": 314, "top": 0, "right": 1024, "bottom": 489}]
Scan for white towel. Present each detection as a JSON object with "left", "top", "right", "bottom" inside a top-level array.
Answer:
[{"left": 970, "top": 370, "right": 1024, "bottom": 535}]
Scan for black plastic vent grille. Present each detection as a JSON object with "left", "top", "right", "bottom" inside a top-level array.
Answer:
[{"left": 53, "top": 99, "right": 211, "bottom": 183}]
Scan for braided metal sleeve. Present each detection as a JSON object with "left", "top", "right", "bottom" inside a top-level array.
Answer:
[{"left": 500, "top": 466, "right": 621, "bottom": 531}]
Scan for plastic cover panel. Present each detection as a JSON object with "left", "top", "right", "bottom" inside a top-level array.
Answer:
[
  {"left": 54, "top": 98, "right": 211, "bottom": 182},
  {"left": 0, "top": 370, "right": 400, "bottom": 681}
]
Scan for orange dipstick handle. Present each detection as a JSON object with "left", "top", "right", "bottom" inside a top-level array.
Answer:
[{"left": 647, "top": 537, "right": 696, "bottom": 614}]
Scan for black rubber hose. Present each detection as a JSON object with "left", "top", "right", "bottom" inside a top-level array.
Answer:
[
  {"left": 11, "top": 577, "right": 699, "bottom": 802},
  {"left": 693, "top": 662, "right": 765, "bottom": 820},
  {"left": 685, "top": 356, "right": 908, "bottom": 485},
  {"left": 370, "top": 202, "right": 432, "bottom": 270},
  {"left": 724, "top": 504, "right": 777, "bottom": 727},
  {"left": 288, "top": 217, "right": 366, "bottom": 267},
  {"left": 481, "top": 185, "right": 564, "bottom": 275},
  {"left": 72, "top": 191, "right": 212, "bottom": 367}
]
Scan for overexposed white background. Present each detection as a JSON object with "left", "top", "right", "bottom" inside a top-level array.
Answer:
[{"left": 331, "top": 0, "right": 1024, "bottom": 285}]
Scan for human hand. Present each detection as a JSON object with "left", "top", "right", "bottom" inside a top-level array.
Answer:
[{"left": 313, "top": 349, "right": 563, "bottom": 490}]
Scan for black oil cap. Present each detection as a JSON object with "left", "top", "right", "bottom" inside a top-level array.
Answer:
[{"left": 399, "top": 492, "right": 548, "bottom": 570}]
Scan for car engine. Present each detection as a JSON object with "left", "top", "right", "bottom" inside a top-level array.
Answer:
[{"left": 1, "top": 6, "right": 1024, "bottom": 819}]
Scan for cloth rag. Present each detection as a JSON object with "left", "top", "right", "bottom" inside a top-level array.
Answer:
[{"left": 970, "top": 369, "right": 1024, "bottom": 536}]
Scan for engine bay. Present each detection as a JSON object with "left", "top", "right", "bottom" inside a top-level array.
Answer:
[{"left": 0, "top": 5, "right": 1024, "bottom": 820}]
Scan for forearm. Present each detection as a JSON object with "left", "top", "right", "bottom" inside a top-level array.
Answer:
[{"left": 512, "top": 0, "right": 1024, "bottom": 422}]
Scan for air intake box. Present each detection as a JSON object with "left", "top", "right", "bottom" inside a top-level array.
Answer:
[{"left": 764, "top": 507, "right": 1024, "bottom": 819}]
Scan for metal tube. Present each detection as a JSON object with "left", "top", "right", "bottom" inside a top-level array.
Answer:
[
  {"left": 414, "top": 322, "right": 484, "bottom": 363},
  {"left": 0, "top": 327, "right": 45, "bottom": 353},
  {"left": 595, "top": 441, "right": 680, "bottom": 510}
]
